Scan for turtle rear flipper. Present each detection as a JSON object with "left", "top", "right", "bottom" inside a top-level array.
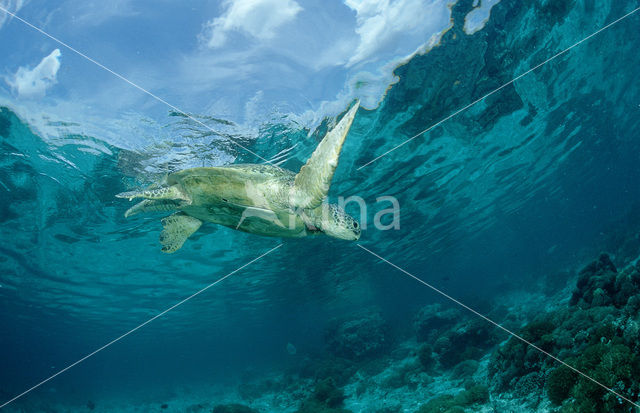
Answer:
[
  {"left": 291, "top": 101, "right": 359, "bottom": 210},
  {"left": 125, "top": 199, "right": 187, "bottom": 218},
  {"left": 116, "top": 184, "right": 190, "bottom": 203},
  {"left": 159, "top": 213, "right": 202, "bottom": 253}
]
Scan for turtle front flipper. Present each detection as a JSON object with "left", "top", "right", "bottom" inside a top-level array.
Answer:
[
  {"left": 291, "top": 101, "right": 359, "bottom": 210},
  {"left": 116, "top": 184, "right": 190, "bottom": 203},
  {"left": 159, "top": 213, "right": 202, "bottom": 253}
]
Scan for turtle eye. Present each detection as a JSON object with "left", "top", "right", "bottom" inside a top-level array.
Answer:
[{"left": 353, "top": 222, "right": 359, "bottom": 228}]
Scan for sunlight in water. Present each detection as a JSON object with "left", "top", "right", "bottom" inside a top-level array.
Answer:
[{"left": 1, "top": 1, "right": 640, "bottom": 412}]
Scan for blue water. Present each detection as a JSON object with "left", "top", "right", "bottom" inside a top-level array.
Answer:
[{"left": 2, "top": 1, "right": 640, "bottom": 412}]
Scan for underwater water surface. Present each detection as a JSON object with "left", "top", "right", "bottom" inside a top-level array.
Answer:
[{"left": 1, "top": 0, "right": 640, "bottom": 412}]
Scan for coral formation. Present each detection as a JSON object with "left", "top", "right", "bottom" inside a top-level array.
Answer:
[
  {"left": 325, "top": 313, "right": 389, "bottom": 361},
  {"left": 546, "top": 365, "right": 576, "bottom": 405},
  {"left": 417, "top": 344, "right": 435, "bottom": 371},
  {"left": 300, "top": 356, "right": 357, "bottom": 387},
  {"left": 553, "top": 343, "right": 639, "bottom": 412},
  {"left": 450, "top": 360, "right": 479, "bottom": 379},
  {"left": 211, "top": 404, "right": 259, "bottom": 413},
  {"left": 295, "top": 378, "right": 352, "bottom": 413},
  {"left": 374, "top": 405, "right": 402, "bottom": 413},
  {"left": 415, "top": 304, "right": 499, "bottom": 369},
  {"left": 489, "top": 254, "right": 640, "bottom": 410},
  {"left": 416, "top": 382, "right": 489, "bottom": 413},
  {"left": 414, "top": 304, "right": 461, "bottom": 343}
]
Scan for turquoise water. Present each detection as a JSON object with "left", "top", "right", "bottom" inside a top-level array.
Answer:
[{"left": 2, "top": 1, "right": 640, "bottom": 412}]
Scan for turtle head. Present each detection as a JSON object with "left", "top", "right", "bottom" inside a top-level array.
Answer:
[{"left": 312, "top": 204, "right": 360, "bottom": 240}]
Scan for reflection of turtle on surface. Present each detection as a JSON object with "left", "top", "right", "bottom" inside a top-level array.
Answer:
[{"left": 117, "top": 102, "right": 361, "bottom": 253}]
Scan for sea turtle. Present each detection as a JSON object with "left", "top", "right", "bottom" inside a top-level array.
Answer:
[{"left": 116, "top": 102, "right": 361, "bottom": 253}]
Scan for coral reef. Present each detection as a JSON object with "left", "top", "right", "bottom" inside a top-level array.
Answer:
[
  {"left": 186, "top": 403, "right": 208, "bottom": 413},
  {"left": 228, "top": 252, "right": 640, "bottom": 412},
  {"left": 548, "top": 343, "right": 640, "bottom": 412},
  {"left": 211, "top": 404, "right": 259, "bottom": 413},
  {"left": 450, "top": 360, "right": 479, "bottom": 379},
  {"left": 300, "top": 356, "right": 358, "bottom": 387},
  {"left": 325, "top": 313, "right": 389, "bottom": 361},
  {"left": 379, "top": 358, "right": 427, "bottom": 391},
  {"left": 489, "top": 318, "right": 555, "bottom": 391},
  {"left": 295, "top": 378, "right": 352, "bottom": 413},
  {"left": 415, "top": 382, "right": 489, "bottom": 413},
  {"left": 414, "top": 304, "right": 461, "bottom": 343},
  {"left": 374, "top": 405, "right": 402, "bottom": 413},
  {"left": 417, "top": 344, "right": 435, "bottom": 371},
  {"left": 571, "top": 253, "right": 619, "bottom": 308},
  {"left": 546, "top": 366, "right": 576, "bottom": 405},
  {"left": 489, "top": 254, "right": 640, "bottom": 411},
  {"left": 414, "top": 304, "right": 499, "bottom": 370}
]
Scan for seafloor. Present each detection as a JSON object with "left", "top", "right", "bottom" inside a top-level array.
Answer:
[{"left": 5, "top": 204, "right": 640, "bottom": 412}]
